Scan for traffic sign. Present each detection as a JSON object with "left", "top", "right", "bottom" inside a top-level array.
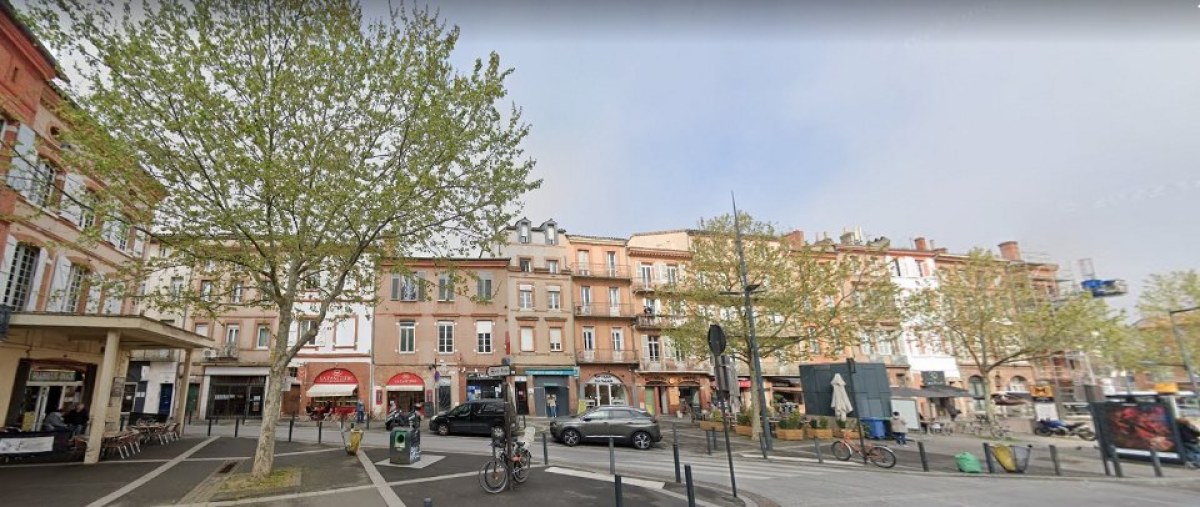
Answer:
[
  {"left": 707, "top": 324, "right": 726, "bottom": 357},
  {"left": 487, "top": 365, "right": 512, "bottom": 377}
]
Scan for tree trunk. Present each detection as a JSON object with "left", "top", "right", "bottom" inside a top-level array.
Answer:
[
  {"left": 252, "top": 316, "right": 294, "bottom": 479},
  {"left": 980, "top": 364, "right": 996, "bottom": 422},
  {"left": 748, "top": 360, "right": 762, "bottom": 442}
]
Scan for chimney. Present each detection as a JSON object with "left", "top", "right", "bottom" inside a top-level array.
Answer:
[
  {"left": 998, "top": 241, "right": 1021, "bottom": 261},
  {"left": 783, "top": 230, "right": 805, "bottom": 249},
  {"left": 914, "top": 237, "right": 929, "bottom": 251}
]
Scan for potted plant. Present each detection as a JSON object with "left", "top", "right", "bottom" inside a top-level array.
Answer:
[
  {"left": 837, "top": 418, "right": 860, "bottom": 440},
  {"left": 776, "top": 412, "right": 807, "bottom": 441},
  {"left": 734, "top": 409, "right": 753, "bottom": 436},
  {"left": 699, "top": 410, "right": 722, "bottom": 431},
  {"left": 810, "top": 416, "right": 834, "bottom": 440}
]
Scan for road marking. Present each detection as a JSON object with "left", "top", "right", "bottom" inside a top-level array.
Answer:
[
  {"left": 356, "top": 449, "right": 405, "bottom": 507},
  {"left": 185, "top": 448, "right": 344, "bottom": 461},
  {"left": 374, "top": 454, "right": 446, "bottom": 469},
  {"left": 86, "top": 436, "right": 217, "bottom": 507},
  {"left": 749, "top": 454, "right": 863, "bottom": 467},
  {"left": 190, "top": 484, "right": 377, "bottom": 506},
  {"left": 385, "top": 470, "right": 477, "bottom": 486},
  {"left": 544, "top": 466, "right": 665, "bottom": 489}
]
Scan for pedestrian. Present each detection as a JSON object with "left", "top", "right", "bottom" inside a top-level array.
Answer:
[
  {"left": 919, "top": 413, "right": 930, "bottom": 434},
  {"left": 891, "top": 411, "right": 909, "bottom": 446},
  {"left": 948, "top": 406, "right": 960, "bottom": 422},
  {"left": 64, "top": 402, "right": 88, "bottom": 435},
  {"left": 547, "top": 393, "right": 558, "bottom": 418},
  {"left": 356, "top": 400, "right": 365, "bottom": 424},
  {"left": 1177, "top": 417, "right": 1200, "bottom": 469},
  {"left": 42, "top": 407, "right": 69, "bottom": 432}
]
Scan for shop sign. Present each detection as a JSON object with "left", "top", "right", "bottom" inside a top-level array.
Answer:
[
  {"left": 921, "top": 371, "right": 946, "bottom": 387},
  {"left": 486, "top": 365, "right": 512, "bottom": 377},
  {"left": 30, "top": 370, "right": 77, "bottom": 382},
  {"left": 526, "top": 368, "right": 575, "bottom": 376},
  {"left": 313, "top": 368, "right": 357, "bottom": 384},
  {"left": 588, "top": 373, "right": 621, "bottom": 385},
  {"left": 387, "top": 372, "right": 424, "bottom": 387}
]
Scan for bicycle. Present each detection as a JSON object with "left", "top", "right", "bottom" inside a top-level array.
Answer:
[
  {"left": 478, "top": 437, "right": 532, "bottom": 493},
  {"left": 831, "top": 435, "right": 897, "bottom": 468}
]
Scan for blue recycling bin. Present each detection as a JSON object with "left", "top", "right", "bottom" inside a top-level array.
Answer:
[{"left": 860, "top": 417, "right": 887, "bottom": 439}]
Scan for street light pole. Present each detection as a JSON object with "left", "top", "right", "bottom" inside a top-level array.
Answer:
[
  {"left": 731, "top": 193, "right": 772, "bottom": 457},
  {"left": 1168, "top": 307, "right": 1200, "bottom": 400}
]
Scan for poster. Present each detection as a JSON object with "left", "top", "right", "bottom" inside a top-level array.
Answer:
[{"left": 1099, "top": 402, "right": 1176, "bottom": 453}]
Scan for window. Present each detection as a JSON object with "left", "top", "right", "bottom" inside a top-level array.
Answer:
[
  {"left": 194, "top": 323, "right": 209, "bottom": 337},
  {"left": 968, "top": 376, "right": 986, "bottom": 399},
  {"left": 891, "top": 259, "right": 902, "bottom": 277},
  {"left": 392, "top": 274, "right": 419, "bottom": 301},
  {"left": 224, "top": 324, "right": 240, "bottom": 347},
  {"left": 1009, "top": 376, "right": 1029, "bottom": 393},
  {"left": 65, "top": 264, "right": 87, "bottom": 312},
  {"left": 608, "top": 287, "right": 620, "bottom": 306},
  {"left": 477, "top": 321, "right": 493, "bottom": 353},
  {"left": 605, "top": 252, "right": 617, "bottom": 275},
  {"left": 231, "top": 281, "right": 244, "bottom": 303},
  {"left": 300, "top": 319, "right": 319, "bottom": 345},
  {"left": 200, "top": 280, "right": 213, "bottom": 301},
  {"left": 646, "top": 336, "right": 661, "bottom": 362},
  {"left": 101, "top": 216, "right": 130, "bottom": 250},
  {"left": 27, "top": 158, "right": 56, "bottom": 207},
  {"left": 437, "top": 321, "right": 454, "bottom": 353},
  {"left": 519, "top": 286, "right": 533, "bottom": 309},
  {"left": 256, "top": 324, "right": 270, "bottom": 349},
  {"left": 639, "top": 264, "right": 652, "bottom": 284},
  {"left": 877, "top": 334, "right": 894, "bottom": 355},
  {"left": 170, "top": 276, "right": 184, "bottom": 301},
  {"left": 580, "top": 286, "right": 592, "bottom": 305},
  {"left": 611, "top": 327, "right": 624, "bottom": 351},
  {"left": 547, "top": 260, "right": 559, "bottom": 274},
  {"left": 666, "top": 265, "right": 678, "bottom": 284},
  {"left": 437, "top": 272, "right": 454, "bottom": 301},
  {"left": 398, "top": 321, "right": 416, "bottom": 353},
  {"left": 576, "top": 251, "right": 590, "bottom": 274},
  {"left": 519, "top": 222, "right": 530, "bottom": 243},
  {"left": 547, "top": 287, "right": 561, "bottom": 310},
  {"left": 2, "top": 243, "right": 40, "bottom": 309},
  {"left": 519, "top": 258, "right": 532, "bottom": 272},
  {"left": 78, "top": 188, "right": 97, "bottom": 229},
  {"left": 546, "top": 227, "right": 557, "bottom": 245},
  {"left": 549, "top": 328, "right": 563, "bottom": 352},
  {"left": 583, "top": 327, "right": 595, "bottom": 350},
  {"left": 476, "top": 274, "right": 492, "bottom": 301},
  {"left": 520, "top": 327, "right": 534, "bottom": 352}
]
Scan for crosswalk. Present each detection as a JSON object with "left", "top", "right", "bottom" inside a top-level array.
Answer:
[{"left": 611, "top": 452, "right": 855, "bottom": 483}]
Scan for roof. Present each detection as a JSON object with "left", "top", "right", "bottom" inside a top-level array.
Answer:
[
  {"left": 0, "top": 0, "right": 64, "bottom": 78},
  {"left": 9, "top": 312, "right": 215, "bottom": 349}
]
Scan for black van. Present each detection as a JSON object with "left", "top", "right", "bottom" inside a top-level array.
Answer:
[{"left": 428, "top": 399, "right": 508, "bottom": 437}]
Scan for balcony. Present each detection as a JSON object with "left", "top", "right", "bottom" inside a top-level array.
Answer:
[
  {"left": 632, "top": 278, "right": 678, "bottom": 293},
  {"left": 130, "top": 349, "right": 181, "bottom": 362},
  {"left": 574, "top": 303, "right": 636, "bottom": 319},
  {"left": 639, "top": 357, "right": 712, "bottom": 373},
  {"left": 572, "top": 263, "right": 630, "bottom": 279},
  {"left": 634, "top": 314, "right": 671, "bottom": 329},
  {"left": 204, "top": 344, "right": 239, "bottom": 360},
  {"left": 577, "top": 349, "right": 638, "bottom": 364}
]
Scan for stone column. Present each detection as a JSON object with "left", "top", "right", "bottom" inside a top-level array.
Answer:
[
  {"left": 85, "top": 330, "right": 121, "bottom": 464},
  {"left": 171, "top": 348, "right": 194, "bottom": 435}
]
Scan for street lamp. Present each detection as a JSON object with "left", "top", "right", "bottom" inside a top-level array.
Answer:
[{"left": 1168, "top": 306, "right": 1200, "bottom": 400}]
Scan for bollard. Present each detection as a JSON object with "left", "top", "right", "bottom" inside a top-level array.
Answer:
[
  {"left": 918, "top": 441, "right": 929, "bottom": 472},
  {"left": 289, "top": 416, "right": 295, "bottom": 443},
  {"left": 813, "top": 438, "right": 823, "bottom": 464},
  {"left": 673, "top": 442, "right": 682, "bottom": 483},
  {"left": 1049, "top": 445, "right": 1062, "bottom": 476},
  {"left": 1109, "top": 445, "right": 1124, "bottom": 478},
  {"left": 543, "top": 432, "right": 549, "bottom": 465},
  {"left": 1098, "top": 444, "right": 1111, "bottom": 476},
  {"left": 1150, "top": 447, "right": 1164, "bottom": 478},
  {"left": 609, "top": 437, "right": 616, "bottom": 475},
  {"left": 706, "top": 430, "right": 712, "bottom": 455},
  {"left": 234, "top": 416, "right": 240, "bottom": 438},
  {"left": 685, "top": 464, "right": 696, "bottom": 507},
  {"left": 614, "top": 474, "right": 624, "bottom": 507},
  {"left": 673, "top": 423, "right": 678, "bottom": 446},
  {"left": 318, "top": 420, "right": 323, "bottom": 444},
  {"left": 424, "top": 499, "right": 433, "bottom": 507},
  {"left": 982, "top": 443, "right": 994, "bottom": 474},
  {"left": 208, "top": 417, "right": 214, "bottom": 437}
]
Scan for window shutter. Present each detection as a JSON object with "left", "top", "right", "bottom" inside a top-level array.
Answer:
[
  {"left": 390, "top": 275, "right": 400, "bottom": 300},
  {"left": 416, "top": 272, "right": 426, "bottom": 300},
  {"left": 85, "top": 281, "right": 102, "bottom": 314},
  {"left": 24, "top": 249, "right": 48, "bottom": 311},
  {"left": 131, "top": 230, "right": 146, "bottom": 257},
  {"left": 45, "top": 255, "right": 72, "bottom": 312},
  {"left": 0, "top": 234, "right": 19, "bottom": 296},
  {"left": 59, "top": 173, "right": 85, "bottom": 225},
  {"left": 6, "top": 124, "right": 36, "bottom": 193}
]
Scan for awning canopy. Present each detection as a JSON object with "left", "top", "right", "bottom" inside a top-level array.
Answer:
[
  {"left": 891, "top": 385, "right": 973, "bottom": 398},
  {"left": 306, "top": 384, "right": 357, "bottom": 398},
  {"left": 8, "top": 313, "right": 215, "bottom": 349}
]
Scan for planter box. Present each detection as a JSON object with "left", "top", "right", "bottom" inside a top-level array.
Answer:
[
  {"left": 810, "top": 428, "right": 834, "bottom": 440},
  {"left": 698, "top": 421, "right": 722, "bottom": 432},
  {"left": 776, "top": 428, "right": 807, "bottom": 441},
  {"left": 734, "top": 425, "right": 752, "bottom": 437},
  {"left": 839, "top": 430, "right": 861, "bottom": 440}
]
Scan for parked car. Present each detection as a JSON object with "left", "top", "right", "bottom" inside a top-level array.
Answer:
[
  {"left": 428, "top": 399, "right": 509, "bottom": 437},
  {"left": 550, "top": 406, "right": 661, "bottom": 450}
]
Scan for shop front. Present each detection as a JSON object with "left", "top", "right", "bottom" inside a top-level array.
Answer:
[
  {"left": 385, "top": 372, "right": 425, "bottom": 413},
  {"left": 204, "top": 367, "right": 268, "bottom": 419},
  {"left": 305, "top": 368, "right": 359, "bottom": 418},
  {"left": 768, "top": 377, "right": 804, "bottom": 415},
  {"left": 640, "top": 373, "right": 712, "bottom": 416},
  {"left": 467, "top": 372, "right": 503, "bottom": 401},
  {"left": 583, "top": 372, "right": 629, "bottom": 408},
  {"left": 525, "top": 368, "right": 575, "bottom": 417},
  {"left": 5, "top": 361, "right": 95, "bottom": 431}
]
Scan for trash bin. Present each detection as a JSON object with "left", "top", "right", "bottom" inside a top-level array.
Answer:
[
  {"left": 987, "top": 444, "right": 1033, "bottom": 473},
  {"left": 389, "top": 427, "right": 421, "bottom": 465},
  {"left": 860, "top": 418, "right": 887, "bottom": 439},
  {"left": 346, "top": 427, "right": 364, "bottom": 455}
]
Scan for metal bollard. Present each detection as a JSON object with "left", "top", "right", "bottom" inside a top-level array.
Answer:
[
  {"left": 706, "top": 430, "right": 712, "bottom": 455},
  {"left": 543, "top": 432, "right": 549, "bottom": 465},
  {"left": 673, "top": 442, "right": 682, "bottom": 483},
  {"left": 234, "top": 417, "right": 240, "bottom": 438},
  {"left": 814, "top": 438, "right": 823, "bottom": 463},
  {"left": 982, "top": 443, "right": 994, "bottom": 474},
  {"left": 318, "top": 421, "right": 323, "bottom": 444},
  {"left": 685, "top": 464, "right": 696, "bottom": 507},
  {"left": 918, "top": 441, "right": 929, "bottom": 472},
  {"left": 1099, "top": 444, "right": 1111, "bottom": 476},
  {"left": 609, "top": 437, "right": 616, "bottom": 475},
  {"left": 208, "top": 417, "right": 214, "bottom": 437},
  {"left": 1049, "top": 445, "right": 1062, "bottom": 476},
  {"left": 120, "top": 414, "right": 126, "bottom": 431},
  {"left": 614, "top": 474, "right": 624, "bottom": 507},
  {"left": 1109, "top": 445, "right": 1124, "bottom": 478},
  {"left": 1150, "top": 447, "right": 1164, "bottom": 477},
  {"left": 673, "top": 423, "right": 678, "bottom": 446},
  {"left": 424, "top": 499, "right": 433, "bottom": 507},
  {"left": 289, "top": 416, "right": 295, "bottom": 443}
]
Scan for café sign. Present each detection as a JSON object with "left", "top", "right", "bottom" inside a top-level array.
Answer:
[{"left": 313, "top": 368, "right": 357, "bottom": 384}]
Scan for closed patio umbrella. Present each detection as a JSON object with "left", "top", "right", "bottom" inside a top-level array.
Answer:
[{"left": 831, "top": 373, "right": 853, "bottom": 421}]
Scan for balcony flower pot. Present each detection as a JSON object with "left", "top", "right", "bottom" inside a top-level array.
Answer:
[
  {"left": 735, "top": 425, "right": 753, "bottom": 437},
  {"left": 810, "top": 428, "right": 834, "bottom": 440},
  {"left": 699, "top": 420, "right": 722, "bottom": 431},
  {"left": 777, "top": 428, "right": 807, "bottom": 441}
]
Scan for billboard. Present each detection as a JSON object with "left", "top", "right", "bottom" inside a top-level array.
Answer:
[{"left": 1098, "top": 402, "right": 1177, "bottom": 455}]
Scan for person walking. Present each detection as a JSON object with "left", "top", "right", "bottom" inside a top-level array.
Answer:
[
  {"left": 1177, "top": 417, "right": 1200, "bottom": 469},
  {"left": 547, "top": 394, "right": 558, "bottom": 418},
  {"left": 891, "top": 412, "right": 909, "bottom": 446}
]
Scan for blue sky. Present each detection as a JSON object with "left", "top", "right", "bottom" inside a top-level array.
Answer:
[{"left": 377, "top": 1, "right": 1200, "bottom": 313}]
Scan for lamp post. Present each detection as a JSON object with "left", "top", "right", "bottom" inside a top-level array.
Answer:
[
  {"left": 1168, "top": 306, "right": 1200, "bottom": 399},
  {"left": 728, "top": 193, "right": 772, "bottom": 457}
]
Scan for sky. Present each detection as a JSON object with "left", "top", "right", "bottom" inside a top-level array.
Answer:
[{"left": 364, "top": 0, "right": 1200, "bottom": 314}]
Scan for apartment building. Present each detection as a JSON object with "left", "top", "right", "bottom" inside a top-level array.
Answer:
[
  {"left": 372, "top": 257, "right": 509, "bottom": 419},
  {"left": 0, "top": 3, "right": 211, "bottom": 464},
  {"left": 496, "top": 219, "right": 576, "bottom": 416},
  {"left": 568, "top": 235, "right": 639, "bottom": 411}
]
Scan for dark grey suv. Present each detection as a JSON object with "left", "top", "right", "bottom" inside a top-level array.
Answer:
[{"left": 549, "top": 406, "right": 661, "bottom": 450}]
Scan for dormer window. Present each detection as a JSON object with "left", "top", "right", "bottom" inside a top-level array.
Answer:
[
  {"left": 519, "top": 222, "right": 530, "bottom": 244},
  {"left": 546, "top": 226, "right": 557, "bottom": 245}
]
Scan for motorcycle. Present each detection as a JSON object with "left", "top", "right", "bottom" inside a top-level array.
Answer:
[
  {"left": 1034, "top": 419, "right": 1096, "bottom": 441},
  {"left": 385, "top": 409, "right": 421, "bottom": 431}
]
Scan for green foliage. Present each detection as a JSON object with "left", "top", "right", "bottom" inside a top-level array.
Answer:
[
  {"left": 736, "top": 409, "right": 752, "bottom": 426},
  {"left": 778, "top": 411, "right": 805, "bottom": 430},
  {"left": 26, "top": 0, "right": 539, "bottom": 477}
]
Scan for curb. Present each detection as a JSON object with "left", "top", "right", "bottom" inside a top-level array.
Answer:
[{"left": 551, "top": 463, "right": 760, "bottom": 507}]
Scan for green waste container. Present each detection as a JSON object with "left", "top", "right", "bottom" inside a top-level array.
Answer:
[{"left": 389, "top": 427, "right": 421, "bottom": 465}]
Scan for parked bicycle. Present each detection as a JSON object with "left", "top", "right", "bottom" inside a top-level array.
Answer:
[
  {"left": 478, "top": 437, "right": 532, "bottom": 493},
  {"left": 831, "top": 435, "right": 897, "bottom": 468},
  {"left": 962, "top": 417, "right": 1012, "bottom": 440}
]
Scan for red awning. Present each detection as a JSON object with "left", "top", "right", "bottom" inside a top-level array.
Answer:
[
  {"left": 738, "top": 379, "right": 751, "bottom": 389},
  {"left": 386, "top": 372, "right": 424, "bottom": 392}
]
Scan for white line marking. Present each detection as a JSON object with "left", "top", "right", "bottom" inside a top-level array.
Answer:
[
  {"left": 190, "top": 484, "right": 377, "bottom": 506},
  {"left": 759, "top": 455, "right": 863, "bottom": 467},
  {"left": 544, "top": 466, "right": 665, "bottom": 489},
  {"left": 86, "top": 436, "right": 218, "bottom": 507},
  {"left": 385, "top": 470, "right": 477, "bottom": 486},
  {"left": 374, "top": 454, "right": 445, "bottom": 469},
  {"left": 356, "top": 449, "right": 405, "bottom": 507}
]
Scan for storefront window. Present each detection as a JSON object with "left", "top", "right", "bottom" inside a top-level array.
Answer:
[{"left": 584, "top": 374, "right": 627, "bottom": 406}]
